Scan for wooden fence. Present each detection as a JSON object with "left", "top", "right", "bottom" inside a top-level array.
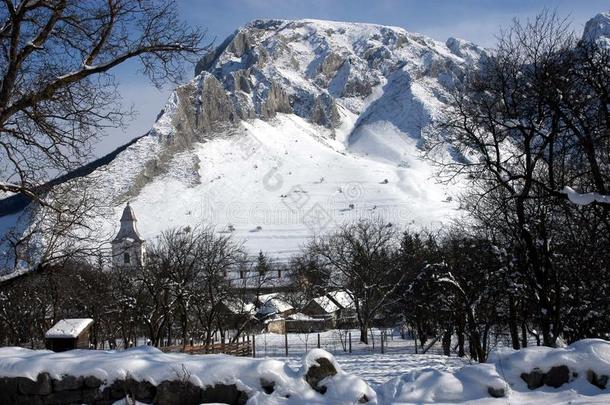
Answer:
[{"left": 160, "top": 341, "right": 252, "bottom": 357}]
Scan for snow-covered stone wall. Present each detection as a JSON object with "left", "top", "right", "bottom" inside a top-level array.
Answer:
[
  {"left": 0, "top": 346, "right": 375, "bottom": 405},
  {"left": 2, "top": 340, "right": 610, "bottom": 404}
]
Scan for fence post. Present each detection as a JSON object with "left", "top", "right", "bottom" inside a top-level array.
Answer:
[
  {"left": 348, "top": 332, "right": 352, "bottom": 353},
  {"left": 317, "top": 333, "right": 321, "bottom": 349},
  {"left": 252, "top": 335, "right": 256, "bottom": 358},
  {"left": 284, "top": 330, "right": 288, "bottom": 357}
]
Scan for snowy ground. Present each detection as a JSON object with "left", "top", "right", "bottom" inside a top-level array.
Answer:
[
  {"left": 251, "top": 331, "right": 610, "bottom": 404},
  {"left": 254, "top": 328, "right": 468, "bottom": 388}
]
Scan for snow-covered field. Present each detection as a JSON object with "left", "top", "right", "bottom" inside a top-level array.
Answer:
[{"left": 254, "top": 328, "right": 467, "bottom": 387}]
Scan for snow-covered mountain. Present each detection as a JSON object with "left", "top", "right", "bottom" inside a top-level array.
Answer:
[
  {"left": 0, "top": 18, "right": 507, "bottom": 267},
  {"left": 583, "top": 11, "right": 610, "bottom": 44}
]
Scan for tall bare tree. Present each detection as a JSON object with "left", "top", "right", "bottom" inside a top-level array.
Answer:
[
  {"left": 308, "top": 219, "right": 403, "bottom": 344},
  {"left": 0, "top": 0, "right": 205, "bottom": 199},
  {"left": 429, "top": 10, "right": 610, "bottom": 346}
]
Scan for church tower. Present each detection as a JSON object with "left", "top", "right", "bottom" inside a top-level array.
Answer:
[{"left": 112, "top": 203, "right": 146, "bottom": 269}]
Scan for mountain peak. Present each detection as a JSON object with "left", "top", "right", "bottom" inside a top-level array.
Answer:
[
  {"left": 583, "top": 11, "right": 610, "bottom": 42},
  {"left": 189, "top": 16, "right": 485, "bottom": 137}
]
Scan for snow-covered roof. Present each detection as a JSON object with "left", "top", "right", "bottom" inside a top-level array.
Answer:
[
  {"left": 287, "top": 312, "right": 321, "bottom": 321},
  {"left": 223, "top": 299, "right": 256, "bottom": 315},
  {"left": 327, "top": 290, "right": 354, "bottom": 309},
  {"left": 311, "top": 290, "right": 355, "bottom": 313},
  {"left": 257, "top": 297, "right": 293, "bottom": 316},
  {"left": 313, "top": 296, "right": 341, "bottom": 313},
  {"left": 228, "top": 274, "right": 293, "bottom": 289},
  {"left": 45, "top": 318, "right": 93, "bottom": 339},
  {"left": 258, "top": 292, "right": 278, "bottom": 302}
]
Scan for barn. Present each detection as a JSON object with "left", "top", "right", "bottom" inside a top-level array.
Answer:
[{"left": 45, "top": 318, "right": 94, "bottom": 352}]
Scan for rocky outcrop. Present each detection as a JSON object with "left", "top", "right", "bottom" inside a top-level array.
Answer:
[
  {"left": 319, "top": 52, "right": 345, "bottom": 77},
  {"left": 195, "top": 74, "right": 238, "bottom": 133},
  {"left": 228, "top": 31, "right": 253, "bottom": 57},
  {"left": 487, "top": 386, "right": 506, "bottom": 398},
  {"left": 189, "top": 18, "right": 482, "bottom": 133},
  {"left": 343, "top": 76, "right": 374, "bottom": 98},
  {"left": 260, "top": 82, "right": 291, "bottom": 118},
  {"left": 583, "top": 12, "right": 610, "bottom": 42},
  {"left": 311, "top": 93, "right": 340, "bottom": 128},
  {"left": 587, "top": 370, "right": 609, "bottom": 389},
  {"left": 195, "top": 34, "right": 235, "bottom": 77},
  {"left": 446, "top": 37, "right": 487, "bottom": 64},
  {"left": 520, "top": 365, "right": 574, "bottom": 390},
  {"left": 232, "top": 70, "right": 253, "bottom": 93},
  {"left": 543, "top": 365, "right": 571, "bottom": 388},
  {"left": 304, "top": 357, "right": 338, "bottom": 395},
  {"left": 521, "top": 368, "right": 545, "bottom": 389}
]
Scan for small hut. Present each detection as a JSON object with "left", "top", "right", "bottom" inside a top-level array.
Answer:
[{"left": 45, "top": 318, "right": 93, "bottom": 352}]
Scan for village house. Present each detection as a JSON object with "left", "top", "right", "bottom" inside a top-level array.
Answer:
[
  {"left": 302, "top": 291, "right": 357, "bottom": 328},
  {"left": 256, "top": 293, "right": 295, "bottom": 320}
]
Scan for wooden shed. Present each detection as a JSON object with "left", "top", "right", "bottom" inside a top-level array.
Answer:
[{"left": 45, "top": 318, "right": 93, "bottom": 352}]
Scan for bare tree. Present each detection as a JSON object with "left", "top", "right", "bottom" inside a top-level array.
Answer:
[
  {"left": 429, "top": 10, "right": 610, "bottom": 346},
  {"left": 0, "top": 0, "right": 206, "bottom": 199},
  {"left": 0, "top": 176, "right": 112, "bottom": 274},
  {"left": 307, "top": 219, "right": 403, "bottom": 344},
  {"left": 143, "top": 226, "right": 245, "bottom": 347}
]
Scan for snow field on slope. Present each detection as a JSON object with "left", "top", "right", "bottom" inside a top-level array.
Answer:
[{"left": 123, "top": 114, "right": 460, "bottom": 259}]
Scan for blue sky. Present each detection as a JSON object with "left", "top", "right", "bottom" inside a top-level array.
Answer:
[{"left": 97, "top": 0, "right": 609, "bottom": 157}]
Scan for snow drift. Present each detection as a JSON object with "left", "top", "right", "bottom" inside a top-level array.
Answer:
[{"left": 379, "top": 339, "right": 610, "bottom": 404}]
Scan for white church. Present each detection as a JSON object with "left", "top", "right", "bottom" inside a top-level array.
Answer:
[{"left": 111, "top": 203, "right": 146, "bottom": 269}]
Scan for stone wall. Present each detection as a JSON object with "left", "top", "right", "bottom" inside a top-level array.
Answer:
[
  {"left": 0, "top": 373, "right": 249, "bottom": 405},
  {"left": 0, "top": 352, "right": 360, "bottom": 405}
]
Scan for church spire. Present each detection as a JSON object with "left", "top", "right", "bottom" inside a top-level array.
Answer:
[
  {"left": 113, "top": 202, "right": 143, "bottom": 243},
  {"left": 112, "top": 203, "right": 146, "bottom": 269}
]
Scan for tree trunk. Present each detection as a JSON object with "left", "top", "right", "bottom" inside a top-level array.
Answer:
[
  {"left": 508, "top": 296, "right": 520, "bottom": 349},
  {"left": 457, "top": 318, "right": 465, "bottom": 357},
  {"left": 442, "top": 326, "right": 453, "bottom": 356},
  {"left": 359, "top": 324, "right": 369, "bottom": 344},
  {"left": 469, "top": 339, "right": 478, "bottom": 362}
]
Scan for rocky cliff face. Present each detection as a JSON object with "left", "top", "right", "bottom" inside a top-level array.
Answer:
[
  {"left": 583, "top": 12, "right": 610, "bottom": 43},
  {"left": 179, "top": 19, "right": 486, "bottom": 138}
]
